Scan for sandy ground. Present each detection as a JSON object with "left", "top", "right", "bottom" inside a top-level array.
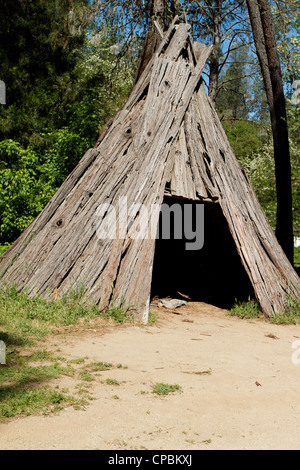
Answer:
[{"left": 1, "top": 301, "right": 300, "bottom": 451}]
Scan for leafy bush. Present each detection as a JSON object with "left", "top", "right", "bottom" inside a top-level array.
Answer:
[
  {"left": 237, "top": 142, "right": 277, "bottom": 230},
  {"left": 236, "top": 137, "right": 299, "bottom": 238},
  {"left": 295, "top": 247, "right": 300, "bottom": 271},
  {"left": 222, "top": 120, "right": 266, "bottom": 160},
  {"left": 0, "top": 139, "right": 56, "bottom": 244},
  {"left": 0, "top": 127, "right": 94, "bottom": 245}
]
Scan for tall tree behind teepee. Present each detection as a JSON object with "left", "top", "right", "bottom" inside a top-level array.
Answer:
[
  {"left": 184, "top": 0, "right": 249, "bottom": 108},
  {"left": 134, "top": 0, "right": 181, "bottom": 81},
  {"left": 246, "top": 0, "right": 294, "bottom": 265}
]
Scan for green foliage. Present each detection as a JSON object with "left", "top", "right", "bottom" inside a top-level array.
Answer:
[
  {"left": 0, "top": 243, "right": 10, "bottom": 256},
  {"left": 273, "top": 0, "right": 300, "bottom": 94},
  {"left": 0, "top": 285, "right": 100, "bottom": 344},
  {"left": 0, "top": 0, "right": 90, "bottom": 144},
  {"left": 0, "top": 283, "right": 136, "bottom": 421},
  {"left": 237, "top": 141, "right": 277, "bottom": 230},
  {"left": 41, "top": 127, "right": 91, "bottom": 186},
  {"left": 234, "top": 113, "right": 300, "bottom": 238},
  {"left": 65, "top": 31, "right": 135, "bottom": 145},
  {"left": 286, "top": 105, "right": 300, "bottom": 237},
  {"left": 0, "top": 0, "right": 298, "bottom": 274},
  {"left": 0, "top": 131, "right": 90, "bottom": 244},
  {"left": 0, "top": 125, "right": 103, "bottom": 244},
  {"left": 270, "top": 294, "right": 300, "bottom": 325},
  {"left": 229, "top": 291, "right": 300, "bottom": 324},
  {"left": 82, "top": 361, "right": 113, "bottom": 371},
  {"left": 0, "top": 139, "right": 57, "bottom": 244},
  {"left": 221, "top": 100, "right": 300, "bottom": 240},
  {"left": 294, "top": 247, "right": 300, "bottom": 270},
  {"left": 0, "top": 385, "right": 76, "bottom": 421},
  {"left": 228, "top": 298, "right": 263, "bottom": 320},
  {"left": 152, "top": 382, "right": 182, "bottom": 396},
  {"left": 101, "top": 298, "right": 135, "bottom": 324},
  {"left": 217, "top": 44, "right": 252, "bottom": 122},
  {"left": 148, "top": 310, "right": 158, "bottom": 324},
  {"left": 221, "top": 120, "right": 267, "bottom": 160},
  {"left": 105, "top": 378, "right": 120, "bottom": 386}
]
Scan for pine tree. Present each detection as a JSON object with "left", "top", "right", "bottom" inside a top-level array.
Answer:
[{"left": 0, "top": 0, "right": 90, "bottom": 144}]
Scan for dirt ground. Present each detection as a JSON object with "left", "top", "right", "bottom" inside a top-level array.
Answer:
[{"left": 1, "top": 301, "right": 300, "bottom": 450}]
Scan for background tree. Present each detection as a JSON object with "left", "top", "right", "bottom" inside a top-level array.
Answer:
[
  {"left": 217, "top": 43, "right": 251, "bottom": 121},
  {"left": 272, "top": 0, "right": 300, "bottom": 93},
  {"left": 183, "top": 0, "right": 250, "bottom": 107},
  {"left": 0, "top": 0, "right": 92, "bottom": 144},
  {"left": 246, "top": 0, "right": 294, "bottom": 264}
]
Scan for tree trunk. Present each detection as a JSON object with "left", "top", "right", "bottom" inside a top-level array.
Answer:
[
  {"left": 151, "top": 0, "right": 170, "bottom": 31},
  {"left": 246, "top": 0, "right": 294, "bottom": 264},
  {"left": 135, "top": 0, "right": 181, "bottom": 83},
  {"left": 208, "top": 0, "right": 222, "bottom": 107}
]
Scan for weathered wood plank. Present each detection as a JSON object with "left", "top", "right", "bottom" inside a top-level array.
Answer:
[{"left": 170, "top": 126, "right": 197, "bottom": 200}]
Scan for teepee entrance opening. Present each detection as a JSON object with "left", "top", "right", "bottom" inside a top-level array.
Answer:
[{"left": 150, "top": 197, "right": 254, "bottom": 309}]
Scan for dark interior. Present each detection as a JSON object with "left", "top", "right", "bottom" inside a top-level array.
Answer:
[{"left": 150, "top": 196, "right": 254, "bottom": 309}]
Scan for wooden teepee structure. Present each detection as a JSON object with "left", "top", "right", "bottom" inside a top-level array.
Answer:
[{"left": 0, "top": 20, "right": 299, "bottom": 322}]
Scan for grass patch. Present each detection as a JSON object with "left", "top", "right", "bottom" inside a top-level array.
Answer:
[
  {"left": 0, "top": 285, "right": 138, "bottom": 349},
  {"left": 229, "top": 293, "right": 300, "bottom": 324},
  {"left": 101, "top": 298, "right": 134, "bottom": 324},
  {"left": 0, "top": 284, "right": 101, "bottom": 344},
  {"left": 0, "top": 285, "right": 134, "bottom": 422},
  {"left": 82, "top": 361, "right": 113, "bottom": 372},
  {"left": 269, "top": 294, "right": 300, "bottom": 325},
  {"left": 105, "top": 378, "right": 120, "bottom": 386},
  {"left": 228, "top": 298, "right": 263, "bottom": 320},
  {"left": 0, "top": 356, "right": 81, "bottom": 421},
  {"left": 0, "top": 386, "right": 79, "bottom": 419},
  {"left": 101, "top": 305, "right": 133, "bottom": 324},
  {"left": 152, "top": 382, "right": 182, "bottom": 396},
  {"left": 148, "top": 311, "right": 158, "bottom": 324}
]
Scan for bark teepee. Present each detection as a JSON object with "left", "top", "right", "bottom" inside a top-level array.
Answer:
[{"left": 0, "top": 20, "right": 299, "bottom": 322}]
